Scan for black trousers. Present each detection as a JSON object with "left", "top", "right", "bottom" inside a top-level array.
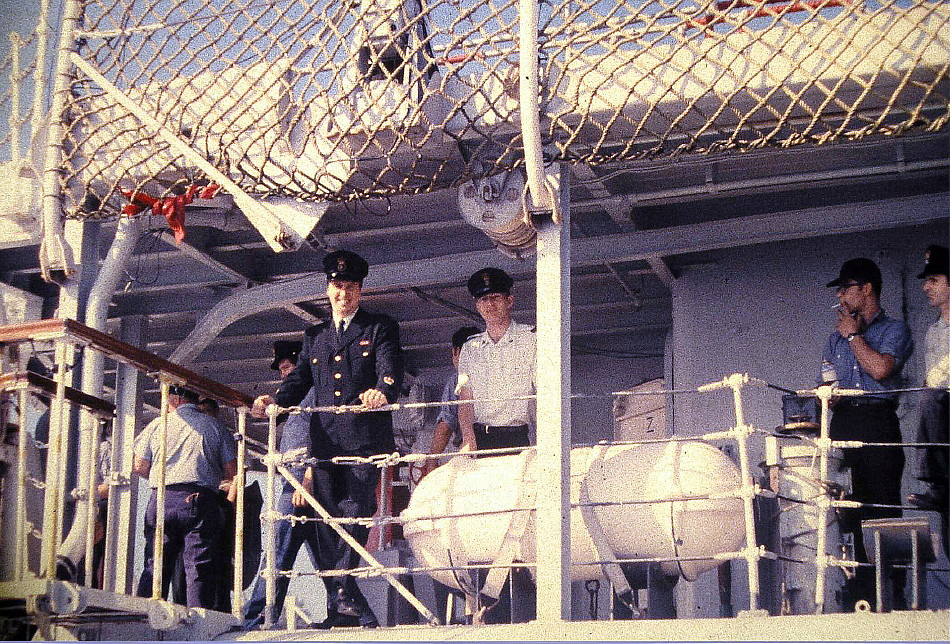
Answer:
[
  {"left": 830, "top": 400, "right": 905, "bottom": 607},
  {"left": 311, "top": 457, "right": 380, "bottom": 625},
  {"left": 471, "top": 423, "right": 533, "bottom": 623},
  {"left": 915, "top": 389, "right": 949, "bottom": 557},
  {"left": 473, "top": 424, "right": 529, "bottom": 451}
]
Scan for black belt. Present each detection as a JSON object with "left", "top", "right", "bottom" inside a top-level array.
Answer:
[
  {"left": 837, "top": 397, "right": 896, "bottom": 409},
  {"left": 164, "top": 482, "right": 214, "bottom": 493},
  {"left": 474, "top": 423, "right": 529, "bottom": 434}
]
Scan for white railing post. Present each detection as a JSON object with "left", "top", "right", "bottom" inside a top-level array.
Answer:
[
  {"left": 263, "top": 405, "right": 279, "bottom": 629},
  {"left": 534, "top": 163, "right": 571, "bottom": 623},
  {"left": 232, "top": 407, "right": 249, "bottom": 618}
]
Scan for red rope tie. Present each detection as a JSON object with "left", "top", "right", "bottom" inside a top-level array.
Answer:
[{"left": 120, "top": 183, "right": 221, "bottom": 244}]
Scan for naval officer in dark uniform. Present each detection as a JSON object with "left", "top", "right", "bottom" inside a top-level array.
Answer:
[{"left": 253, "top": 250, "right": 403, "bottom": 629}]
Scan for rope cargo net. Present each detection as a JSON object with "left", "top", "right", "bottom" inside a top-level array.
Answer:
[{"left": 2, "top": 0, "right": 948, "bottom": 217}]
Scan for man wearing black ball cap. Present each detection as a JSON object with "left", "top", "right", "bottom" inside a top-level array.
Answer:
[{"left": 820, "top": 256, "right": 914, "bottom": 609}]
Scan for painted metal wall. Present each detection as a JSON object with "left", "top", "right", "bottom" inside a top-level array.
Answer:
[{"left": 669, "top": 217, "right": 950, "bottom": 617}]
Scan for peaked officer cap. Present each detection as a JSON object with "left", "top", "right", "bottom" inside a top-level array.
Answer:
[
  {"left": 168, "top": 385, "right": 199, "bottom": 402},
  {"left": 917, "top": 245, "right": 949, "bottom": 279},
  {"left": 467, "top": 267, "right": 514, "bottom": 298},
  {"left": 323, "top": 250, "right": 369, "bottom": 283}
]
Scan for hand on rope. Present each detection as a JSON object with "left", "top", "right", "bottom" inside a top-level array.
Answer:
[
  {"left": 120, "top": 183, "right": 220, "bottom": 244},
  {"left": 291, "top": 467, "right": 314, "bottom": 508}
]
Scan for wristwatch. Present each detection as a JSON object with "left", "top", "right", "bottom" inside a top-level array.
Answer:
[{"left": 846, "top": 333, "right": 861, "bottom": 342}]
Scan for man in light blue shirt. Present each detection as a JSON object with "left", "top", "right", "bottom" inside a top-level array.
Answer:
[
  {"left": 425, "top": 326, "right": 481, "bottom": 473},
  {"left": 133, "top": 386, "right": 237, "bottom": 608},
  {"left": 820, "top": 257, "right": 913, "bottom": 610}
]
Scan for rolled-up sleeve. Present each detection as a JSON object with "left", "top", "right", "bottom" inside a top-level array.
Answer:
[{"left": 878, "top": 321, "right": 914, "bottom": 370}]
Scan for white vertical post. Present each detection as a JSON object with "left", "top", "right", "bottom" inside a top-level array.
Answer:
[
  {"left": 814, "top": 385, "right": 834, "bottom": 614},
  {"left": 103, "top": 315, "right": 146, "bottom": 593},
  {"left": 152, "top": 380, "right": 170, "bottom": 599},
  {"left": 728, "top": 379, "right": 760, "bottom": 611},
  {"left": 40, "top": 339, "right": 70, "bottom": 577},
  {"left": 82, "top": 416, "right": 100, "bottom": 585},
  {"left": 16, "top": 386, "right": 29, "bottom": 579},
  {"left": 263, "top": 406, "right": 279, "bottom": 629},
  {"left": 378, "top": 465, "right": 390, "bottom": 551},
  {"left": 534, "top": 163, "right": 571, "bottom": 623},
  {"left": 232, "top": 407, "right": 248, "bottom": 618}
]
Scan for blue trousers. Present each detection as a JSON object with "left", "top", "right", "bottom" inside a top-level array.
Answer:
[
  {"left": 244, "top": 489, "right": 321, "bottom": 628},
  {"left": 136, "top": 485, "right": 223, "bottom": 609}
]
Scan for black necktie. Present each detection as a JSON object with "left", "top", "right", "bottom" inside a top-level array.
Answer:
[{"left": 337, "top": 320, "right": 345, "bottom": 338}]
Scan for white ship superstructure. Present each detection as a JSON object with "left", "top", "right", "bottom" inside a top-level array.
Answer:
[{"left": 0, "top": 0, "right": 947, "bottom": 639}]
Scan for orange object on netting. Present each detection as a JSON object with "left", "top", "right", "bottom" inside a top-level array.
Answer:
[{"left": 120, "top": 183, "right": 221, "bottom": 244}]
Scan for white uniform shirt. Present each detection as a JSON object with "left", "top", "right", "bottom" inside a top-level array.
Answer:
[
  {"left": 924, "top": 316, "right": 949, "bottom": 388},
  {"left": 457, "top": 321, "right": 535, "bottom": 427}
]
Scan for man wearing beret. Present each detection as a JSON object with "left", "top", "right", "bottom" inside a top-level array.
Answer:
[
  {"left": 253, "top": 250, "right": 403, "bottom": 629},
  {"left": 820, "top": 257, "right": 914, "bottom": 609},
  {"left": 456, "top": 267, "right": 536, "bottom": 624},
  {"left": 908, "top": 245, "right": 949, "bottom": 557}
]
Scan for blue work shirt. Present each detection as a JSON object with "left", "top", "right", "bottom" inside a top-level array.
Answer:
[
  {"left": 436, "top": 374, "right": 462, "bottom": 448},
  {"left": 819, "top": 308, "right": 914, "bottom": 401},
  {"left": 135, "top": 403, "right": 237, "bottom": 489},
  {"left": 279, "top": 388, "right": 314, "bottom": 486}
]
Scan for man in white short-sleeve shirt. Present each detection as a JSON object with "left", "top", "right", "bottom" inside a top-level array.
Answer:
[
  {"left": 457, "top": 267, "right": 536, "bottom": 451},
  {"left": 455, "top": 267, "right": 537, "bottom": 624}
]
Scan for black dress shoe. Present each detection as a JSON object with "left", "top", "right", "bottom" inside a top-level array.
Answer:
[
  {"left": 335, "top": 588, "right": 360, "bottom": 617},
  {"left": 907, "top": 490, "right": 947, "bottom": 511},
  {"left": 54, "top": 556, "right": 77, "bottom": 582},
  {"left": 310, "top": 614, "right": 361, "bottom": 629}
]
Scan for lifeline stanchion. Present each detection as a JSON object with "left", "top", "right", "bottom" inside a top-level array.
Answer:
[
  {"left": 40, "top": 339, "right": 71, "bottom": 579},
  {"left": 151, "top": 378, "right": 171, "bottom": 601},
  {"left": 706, "top": 373, "right": 764, "bottom": 612},
  {"left": 263, "top": 403, "right": 279, "bottom": 629},
  {"left": 232, "top": 406, "right": 249, "bottom": 619},
  {"left": 81, "top": 416, "right": 102, "bottom": 588},
  {"left": 15, "top": 384, "right": 29, "bottom": 580}
]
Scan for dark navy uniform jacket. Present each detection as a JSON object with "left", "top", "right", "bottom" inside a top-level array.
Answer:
[{"left": 275, "top": 308, "right": 403, "bottom": 458}]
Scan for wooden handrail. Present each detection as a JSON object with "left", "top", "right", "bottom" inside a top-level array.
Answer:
[
  {"left": 0, "top": 318, "right": 254, "bottom": 409},
  {"left": 0, "top": 371, "right": 116, "bottom": 416}
]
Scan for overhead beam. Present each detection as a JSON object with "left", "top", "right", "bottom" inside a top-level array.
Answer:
[
  {"left": 170, "top": 193, "right": 946, "bottom": 364},
  {"left": 171, "top": 232, "right": 321, "bottom": 325},
  {"left": 572, "top": 163, "right": 631, "bottom": 224},
  {"left": 646, "top": 255, "right": 677, "bottom": 291}
]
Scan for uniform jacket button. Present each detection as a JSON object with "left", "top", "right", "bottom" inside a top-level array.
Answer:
[
  {"left": 334, "top": 391, "right": 341, "bottom": 397},
  {"left": 335, "top": 355, "right": 342, "bottom": 362},
  {"left": 312, "top": 358, "right": 319, "bottom": 364},
  {"left": 334, "top": 373, "right": 342, "bottom": 379}
]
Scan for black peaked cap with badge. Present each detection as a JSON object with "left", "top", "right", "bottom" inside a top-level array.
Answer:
[
  {"left": 324, "top": 250, "right": 369, "bottom": 283},
  {"left": 826, "top": 257, "right": 882, "bottom": 288},
  {"left": 467, "top": 267, "right": 514, "bottom": 298},
  {"left": 270, "top": 340, "right": 303, "bottom": 370},
  {"left": 918, "top": 245, "right": 949, "bottom": 279}
]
